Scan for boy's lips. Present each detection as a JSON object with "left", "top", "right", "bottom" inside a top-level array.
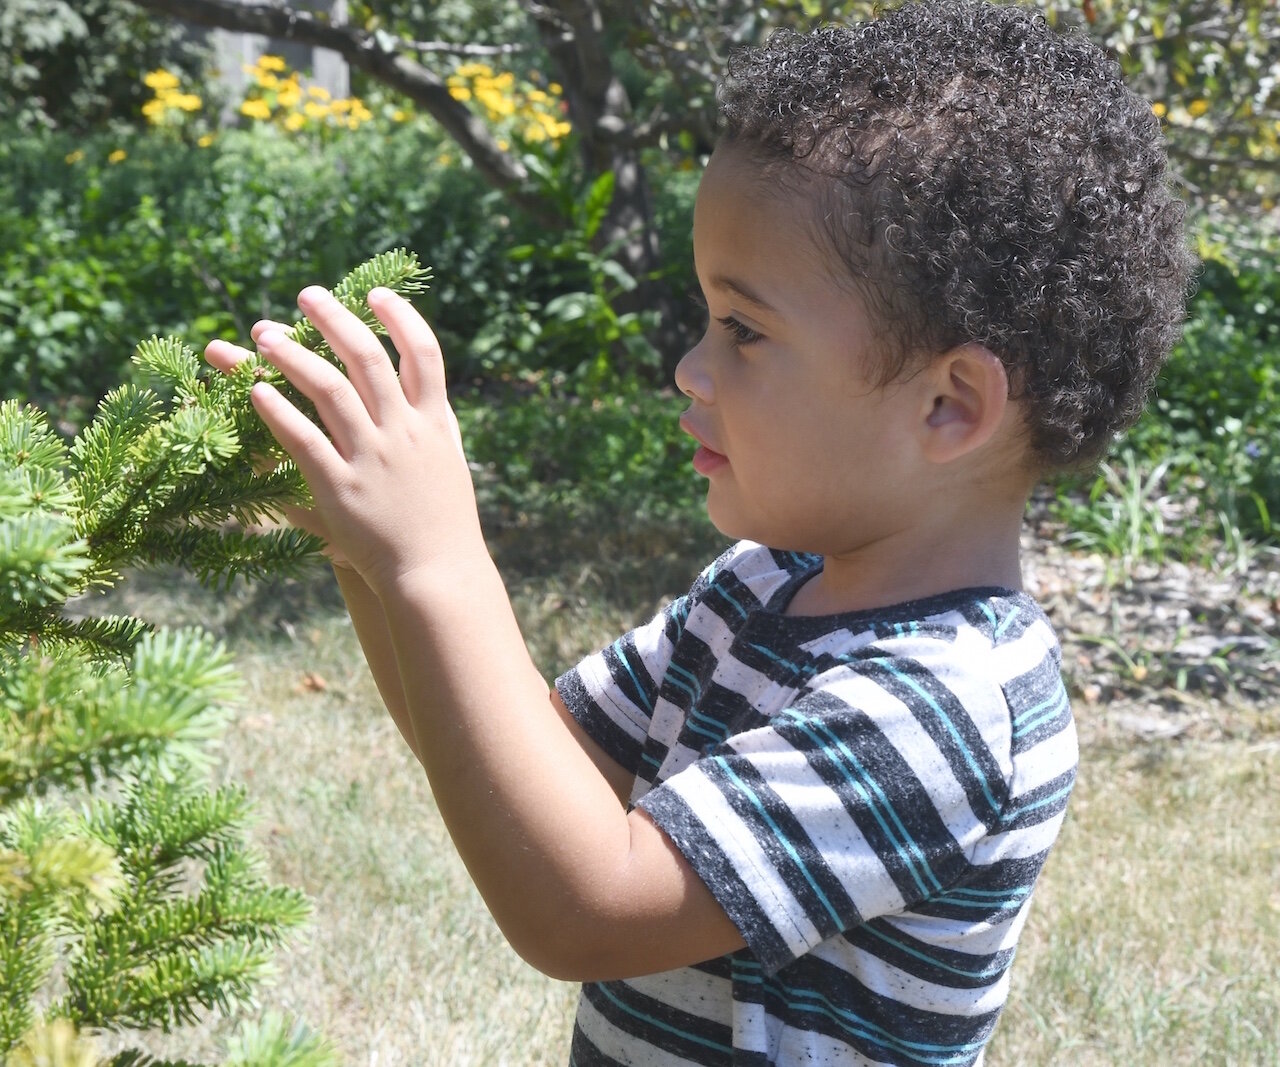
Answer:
[{"left": 680, "top": 414, "right": 729, "bottom": 475}]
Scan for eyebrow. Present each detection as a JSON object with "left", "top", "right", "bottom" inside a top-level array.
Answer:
[{"left": 708, "top": 273, "right": 778, "bottom": 315}]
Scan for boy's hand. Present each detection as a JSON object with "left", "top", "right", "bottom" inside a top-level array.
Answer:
[
  {"left": 238, "top": 286, "right": 478, "bottom": 596},
  {"left": 205, "top": 322, "right": 352, "bottom": 570}
]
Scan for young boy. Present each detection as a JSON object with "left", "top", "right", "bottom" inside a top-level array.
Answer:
[{"left": 206, "top": 2, "right": 1192, "bottom": 1063}]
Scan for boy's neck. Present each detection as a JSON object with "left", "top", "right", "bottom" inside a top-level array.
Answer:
[{"left": 783, "top": 497, "right": 1028, "bottom": 618}]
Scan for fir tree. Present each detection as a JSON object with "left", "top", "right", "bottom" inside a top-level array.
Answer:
[{"left": 0, "top": 251, "right": 430, "bottom": 1065}]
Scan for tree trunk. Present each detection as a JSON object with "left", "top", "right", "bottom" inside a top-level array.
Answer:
[{"left": 534, "top": 1, "right": 687, "bottom": 378}]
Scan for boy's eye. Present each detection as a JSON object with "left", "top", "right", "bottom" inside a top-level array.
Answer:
[{"left": 716, "top": 315, "right": 764, "bottom": 346}]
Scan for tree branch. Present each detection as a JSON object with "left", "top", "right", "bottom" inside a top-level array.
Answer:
[{"left": 130, "top": 0, "right": 563, "bottom": 225}]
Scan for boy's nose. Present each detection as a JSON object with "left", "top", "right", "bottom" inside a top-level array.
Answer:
[{"left": 674, "top": 337, "right": 714, "bottom": 403}]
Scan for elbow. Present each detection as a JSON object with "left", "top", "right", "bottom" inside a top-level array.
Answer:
[{"left": 505, "top": 913, "right": 623, "bottom": 983}]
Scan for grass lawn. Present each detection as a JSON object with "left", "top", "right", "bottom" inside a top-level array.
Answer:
[{"left": 112, "top": 519, "right": 1280, "bottom": 1065}]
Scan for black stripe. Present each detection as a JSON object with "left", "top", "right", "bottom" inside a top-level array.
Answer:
[
  {"left": 863, "top": 658, "right": 1011, "bottom": 828},
  {"left": 779, "top": 690, "right": 974, "bottom": 909},
  {"left": 580, "top": 980, "right": 733, "bottom": 1066},
  {"left": 641, "top": 787, "right": 793, "bottom": 971},
  {"left": 695, "top": 754, "right": 860, "bottom": 949},
  {"left": 555, "top": 672, "right": 644, "bottom": 774},
  {"left": 745, "top": 954, "right": 1000, "bottom": 1067},
  {"left": 602, "top": 633, "right": 659, "bottom": 717},
  {"left": 999, "top": 767, "right": 1076, "bottom": 833},
  {"left": 846, "top": 919, "right": 1016, "bottom": 990}
]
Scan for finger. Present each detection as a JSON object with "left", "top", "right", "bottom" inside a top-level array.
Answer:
[
  {"left": 204, "top": 338, "right": 256, "bottom": 375},
  {"left": 296, "top": 286, "right": 404, "bottom": 423},
  {"left": 251, "top": 319, "right": 294, "bottom": 345},
  {"left": 249, "top": 379, "right": 342, "bottom": 486},
  {"left": 367, "top": 287, "right": 445, "bottom": 412},
  {"left": 256, "top": 327, "right": 371, "bottom": 458}
]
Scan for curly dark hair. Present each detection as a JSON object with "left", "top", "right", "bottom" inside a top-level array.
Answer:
[{"left": 719, "top": 0, "right": 1196, "bottom": 468}]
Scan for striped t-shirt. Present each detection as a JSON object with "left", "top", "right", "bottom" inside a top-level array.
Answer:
[{"left": 555, "top": 541, "right": 1077, "bottom": 1067}]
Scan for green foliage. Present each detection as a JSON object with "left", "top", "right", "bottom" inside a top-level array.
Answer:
[
  {"left": 0, "top": 251, "right": 424, "bottom": 1063},
  {"left": 459, "top": 375, "right": 699, "bottom": 524},
  {"left": 1054, "top": 211, "right": 1280, "bottom": 574},
  {"left": 0, "top": 0, "right": 210, "bottom": 132}
]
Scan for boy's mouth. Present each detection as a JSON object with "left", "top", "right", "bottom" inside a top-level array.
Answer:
[{"left": 680, "top": 414, "right": 729, "bottom": 475}]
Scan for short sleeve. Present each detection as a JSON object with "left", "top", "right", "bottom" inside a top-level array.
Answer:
[
  {"left": 637, "top": 678, "right": 1008, "bottom": 975},
  {"left": 556, "top": 551, "right": 731, "bottom": 775}
]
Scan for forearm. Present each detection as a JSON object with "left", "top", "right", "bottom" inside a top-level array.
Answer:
[
  {"left": 333, "top": 565, "right": 422, "bottom": 761},
  {"left": 376, "top": 553, "right": 647, "bottom": 973}
]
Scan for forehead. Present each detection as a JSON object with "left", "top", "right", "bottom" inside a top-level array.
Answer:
[{"left": 693, "top": 143, "right": 860, "bottom": 316}]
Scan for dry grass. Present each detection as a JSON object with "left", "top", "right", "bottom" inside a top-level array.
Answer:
[{"left": 108, "top": 529, "right": 1280, "bottom": 1065}]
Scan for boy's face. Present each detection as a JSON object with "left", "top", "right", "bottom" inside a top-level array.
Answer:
[{"left": 675, "top": 141, "right": 930, "bottom": 556}]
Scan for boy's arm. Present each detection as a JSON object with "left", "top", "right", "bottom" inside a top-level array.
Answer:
[
  {"left": 206, "top": 332, "right": 636, "bottom": 804},
  {"left": 209, "top": 290, "right": 736, "bottom": 979},
  {"left": 335, "top": 564, "right": 636, "bottom": 804}
]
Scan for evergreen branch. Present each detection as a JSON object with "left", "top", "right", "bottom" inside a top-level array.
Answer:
[
  {"left": 0, "top": 633, "right": 235, "bottom": 804},
  {"left": 0, "top": 514, "right": 94, "bottom": 624},
  {"left": 85, "top": 778, "right": 255, "bottom": 876},
  {"left": 286, "top": 248, "right": 432, "bottom": 360},
  {"left": 129, "top": 526, "right": 325, "bottom": 590},
  {"left": 223, "top": 1013, "right": 339, "bottom": 1067},
  {"left": 66, "top": 938, "right": 274, "bottom": 1031},
  {"left": 69, "top": 386, "right": 165, "bottom": 530}
]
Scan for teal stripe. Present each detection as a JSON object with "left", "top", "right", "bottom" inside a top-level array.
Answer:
[
  {"left": 664, "top": 661, "right": 703, "bottom": 703},
  {"left": 977, "top": 600, "right": 998, "bottom": 632},
  {"left": 938, "top": 884, "right": 1030, "bottom": 900},
  {"left": 728, "top": 961, "right": 990, "bottom": 1064},
  {"left": 781, "top": 707, "right": 942, "bottom": 898},
  {"left": 875, "top": 659, "right": 1002, "bottom": 816},
  {"left": 1012, "top": 689, "right": 1070, "bottom": 739},
  {"left": 714, "top": 755, "right": 843, "bottom": 928},
  {"left": 993, "top": 606, "right": 1021, "bottom": 640},
  {"left": 686, "top": 709, "right": 726, "bottom": 743},
  {"left": 612, "top": 638, "right": 652, "bottom": 712},
  {"left": 593, "top": 983, "right": 735, "bottom": 1056},
  {"left": 716, "top": 585, "right": 749, "bottom": 619},
  {"left": 860, "top": 922, "right": 1009, "bottom": 981},
  {"left": 1003, "top": 781, "right": 1073, "bottom": 822},
  {"left": 747, "top": 641, "right": 812, "bottom": 678}
]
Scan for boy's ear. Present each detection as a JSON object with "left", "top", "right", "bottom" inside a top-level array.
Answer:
[{"left": 917, "top": 344, "right": 1011, "bottom": 464}]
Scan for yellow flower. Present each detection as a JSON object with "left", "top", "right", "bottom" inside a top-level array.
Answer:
[
  {"left": 330, "top": 98, "right": 352, "bottom": 114},
  {"left": 284, "top": 112, "right": 306, "bottom": 131},
  {"left": 144, "top": 69, "right": 180, "bottom": 91},
  {"left": 197, "top": 133, "right": 215, "bottom": 147},
  {"left": 141, "top": 99, "right": 167, "bottom": 122},
  {"left": 277, "top": 83, "right": 302, "bottom": 109},
  {"left": 257, "top": 54, "right": 287, "bottom": 72},
  {"left": 456, "top": 62, "right": 492, "bottom": 79},
  {"left": 448, "top": 84, "right": 472, "bottom": 103},
  {"left": 1151, "top": 101, "right": 1167, "bottom": 118},
  {"left": 1188, "top": 98, "right": 1209, "bottom": 117},
  {"left": 240, "top": 98, "right": 272, "bottom": 121},
  {"left": 107, "top": 149, "right": 127, "bottom": 164},
  {"left": 548, "top": 82, "right": 563, "bottom": 95},
  {"left": 65, "top": 149, "right": 85, "bottom": 164},
  {"left": 392, "top": 108, "right": 409, "bottom": 122},
  {"left": 173, "top": 93, "right": 202, "bottom": 112},
  {"left": 306, "top": 85, "right": 331, "bottom": 101},
  {"left": 256, "top": 72, "right": 280, "bottom": 90},
  {"left": 304, "top": 100, "right": 330, "bottom": 120}
]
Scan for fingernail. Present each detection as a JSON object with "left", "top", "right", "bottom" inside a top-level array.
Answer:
[
  {"left": 298, "top": 285, "right": 329, "bottom": 308},
  {"left": 258, "top": 328, "right": 285, "bottom": 350}
]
